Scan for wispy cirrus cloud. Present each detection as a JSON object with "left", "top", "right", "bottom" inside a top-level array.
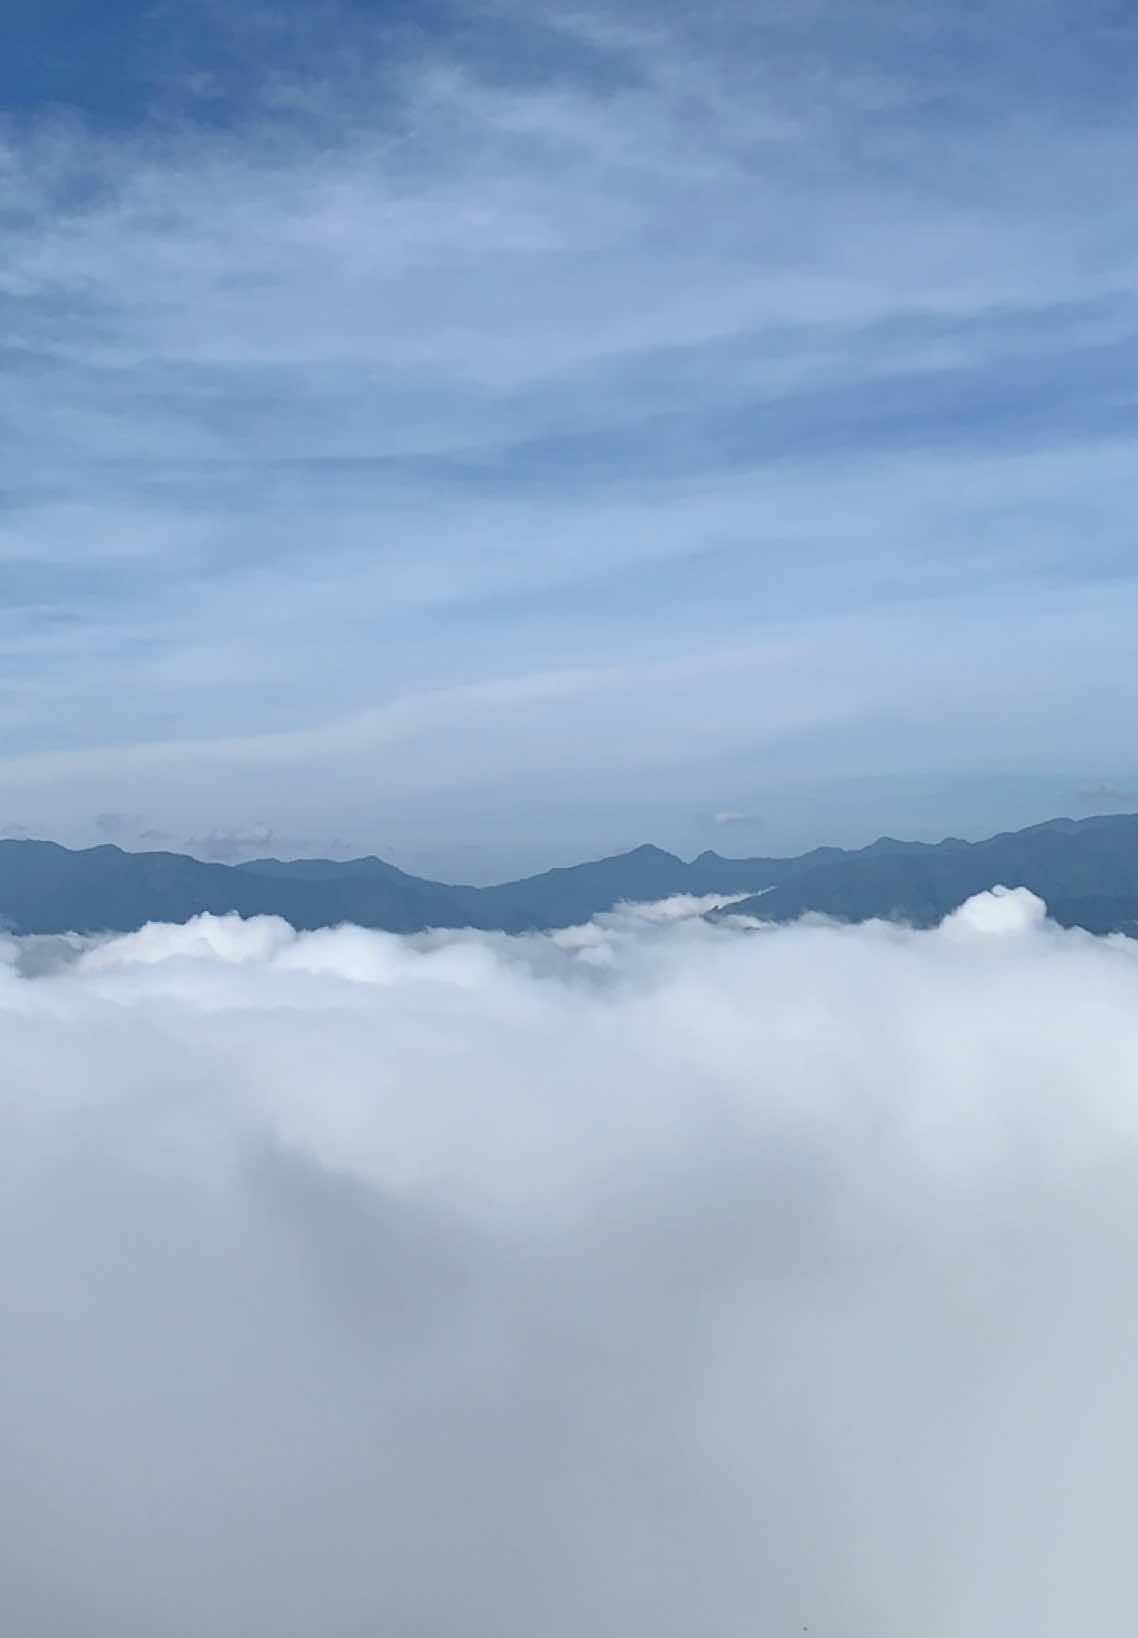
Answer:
[{"left": 3, "top": 1, "right": 1138, "bottom": 864}]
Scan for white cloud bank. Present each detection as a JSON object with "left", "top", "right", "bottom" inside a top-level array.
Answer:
[{"left": 4, "top": 889, "right": 1138, "bottom": 1635}]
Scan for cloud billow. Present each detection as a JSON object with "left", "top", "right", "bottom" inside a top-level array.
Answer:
[{"left": 2, "top": 889, "right": 1138, "bottom": 1635}]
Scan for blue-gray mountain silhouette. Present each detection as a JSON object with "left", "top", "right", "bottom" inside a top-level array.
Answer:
[{"left": 2, "top": 812, "right": 1138, "bottom": 937}]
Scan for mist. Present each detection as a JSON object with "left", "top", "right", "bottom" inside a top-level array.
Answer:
[{"left": 4, "top": 889, "right": 1138, "bottom": 1635}]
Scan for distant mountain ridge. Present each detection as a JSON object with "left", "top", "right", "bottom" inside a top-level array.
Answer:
[
  {"left": 715, "top": 812, "right": 1138, "bottom": 934},
  {"left": 3, "top": 812, "right": 1138, "bottom": 937}
]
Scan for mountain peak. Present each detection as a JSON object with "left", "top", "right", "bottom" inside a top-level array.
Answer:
[{"left": 626, "top": 843, "right": 679, "bottom": 861}]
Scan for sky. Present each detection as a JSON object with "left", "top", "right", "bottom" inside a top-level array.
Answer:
[
  {"left": 3, "top": 0, "right": 1138, "bottom": 878},
  {"left": 6, "top": 888, "right": 1138, "bottom": 1634}
]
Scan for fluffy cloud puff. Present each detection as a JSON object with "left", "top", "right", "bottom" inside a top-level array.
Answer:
[{"left": 3, "top": 889, "right": 1138, "bottom": 1636}]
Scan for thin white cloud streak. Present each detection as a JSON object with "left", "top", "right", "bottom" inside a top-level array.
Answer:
[
  {"left": 4, "top": 890, "right": 1138, "bottom": 1635},
  {"left": 3, "top": 438, "right": 1136, "bottom": 797},
  {"left": 2, "top": 577, "right": 1137, "bottom": 804}
]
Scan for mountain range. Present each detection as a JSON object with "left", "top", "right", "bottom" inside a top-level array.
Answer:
[{"left": 3, "top": 812, "right": 1138, "bottom": 938}]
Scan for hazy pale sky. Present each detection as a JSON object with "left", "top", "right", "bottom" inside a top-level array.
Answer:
[{"left": 3, "top": 0, "right": 1138, "bottom": 878}]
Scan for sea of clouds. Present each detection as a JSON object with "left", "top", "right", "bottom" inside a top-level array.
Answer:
[{"left": 3, "top": 888, "right": 1138, "bottom": 1635}]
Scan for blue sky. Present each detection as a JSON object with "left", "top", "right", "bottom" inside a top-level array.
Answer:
[{"left": 2, "top": 0, "right": 1138, "bottom": 879}]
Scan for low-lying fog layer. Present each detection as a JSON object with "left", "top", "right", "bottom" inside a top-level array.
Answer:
[{"left": 3, "top": 889, "right": 1137, "bottom": 1636}]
